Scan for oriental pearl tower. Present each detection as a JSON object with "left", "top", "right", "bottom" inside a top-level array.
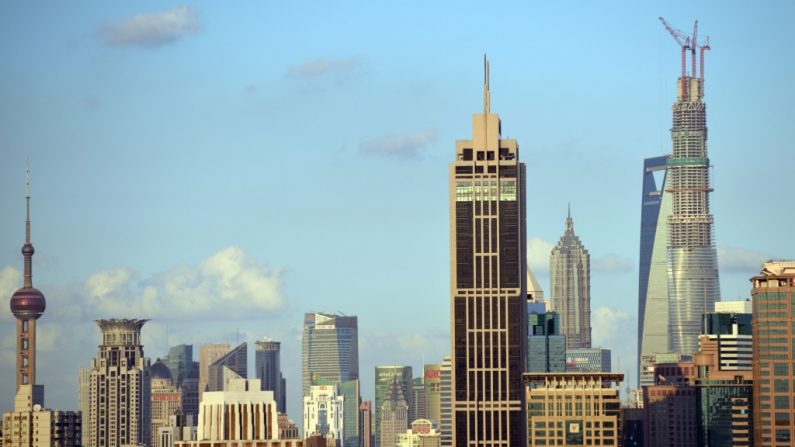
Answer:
[{"left": 9, "top": 165, "right": 46, "bottom": 391}]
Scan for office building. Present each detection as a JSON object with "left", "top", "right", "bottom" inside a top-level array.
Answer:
[
  {"left": 309, "top": 376, "right": 361, "bottom": 447},
  {"left": 164, "top": 344, "right": 193, "bottom": 388},
  {"left": 181, "top": 362, "right": 200, "bottom": 419},
  {"left": 157, "top": 413, "right": 197, "bottom": 447},
  {"left": 78, "top": 367, "right": 91, "bottom": 443},
  {"left": 396, "top": 420, "right": 441, "bottom": 447},
  {"left": 2, "top": 385, "right": 81, "bottom": 447},
  {"left": 410, "top": 378, "right": 425, "bottom": 423},
  {"left": 380, "top": 377, "right": 408, "bottom": 447},
  {"left": 550, "top": 208, "right": 592, "bottom": 349},
  {"left": 278, "top": 414, "right": 300, "bottom": 440},
  {"left": 524, "top": 373, "right": 622, "bottom": 446},
  {"left": 752, "top": 261, "right": 795, "bottom": 446},
  {"left": 359, "top": 402, "right": 372, "bottom": 447},
  {"left": 256, "top": 340, "right": 286, "bottom": 413},
  {"left": 449, "top": 58, "right": 527, "bottom": 447},
  {"left": 207, "top": 342, "right": 247, "bottom": 392},
  {"left": 422, "top": 365, "right": 442, "bottom": 427},
  {"left": 662, "top": 20, "right": 721, "bottom": 356},
  {"left": 151, "top": 359, "right": 183, "bottom": 447},
  {"left": 374, "top": 366, "right": 412, "bottom": 447},
  {"left": 85, "top": 319, "right": 151, "bottom": 447},
  {"left": 637, "top": 155, "right": 672, "bottom": 384},
  {"left": 527, "top": 309, "right": 566, "bottom": 373},
  {"left": 715, "top": 299, "right": 752, "bottom": 314},
  {"left": 302, "top": 313, "right": 359, "bottom": 399},
  {"left": 438, "top": 357, "right": 451, "bottom": 447},
  {"left": 565, "top": 347, "right": 611, "bottom": 373},
  {"left": 175, "top": 378, "right": 300, "bottom": 447},
  {"left": 303, "top": 385, "right": 345, "bottom": 445},
  {"left": 639, "top": 352, "right": 685, "bottom": 390},
  {"left": 199, "top": 344, "right": 230, "bottom": 401},
  {"left": 701, "top": 311, "right": 753, "bottom": 370}
]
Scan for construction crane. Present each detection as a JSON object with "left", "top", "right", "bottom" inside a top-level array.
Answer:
[
  {"left": 659, "top": 17, "right": 693, "bottom": 99},
  {"left": 699, "top": 36, "right": 711, "bottom": 97}
]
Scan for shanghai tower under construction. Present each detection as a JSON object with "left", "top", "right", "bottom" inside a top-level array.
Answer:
[{"left": 660, "top": 18, "right": 721, "bottom": 356}]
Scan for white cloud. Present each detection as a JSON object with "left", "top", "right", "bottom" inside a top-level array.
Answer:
[
  {"left": 360, "top": 129, "right": 438, "bottom": 159},
  {"left": 718, "top": 245, "right": 775, "bottom": 273},
  {"left": 591, "top": 307, "right": 633, "bottom": 348},
  {"left": 527, "top": 237, "right": 554, "bottom": 273},
  {"left": 0, "top": 267, "right": 22, "bottom": 322},
  {"left": 99, "top": 5, "right": 201, "bottom": 48},
  {"left": 289, "top": 57, "right": 364, "bottom": 78},
  {"left": 592, "top": 254, "right": 633, "bottom": 273}
]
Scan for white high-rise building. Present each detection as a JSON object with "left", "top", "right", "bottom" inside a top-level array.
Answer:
[{"left": 303, "top": 385, "right": 345, "bottom": 445}]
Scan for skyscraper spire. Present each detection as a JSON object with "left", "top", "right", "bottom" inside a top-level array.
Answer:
[
  {"left": 483, "top": 54, "right": 490, "bottom": 114},
  {"left": 23, "top": 161, "right": 33, "bottom": 288}
]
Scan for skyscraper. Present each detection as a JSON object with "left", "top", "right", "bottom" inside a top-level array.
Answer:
[
  {"left": 637, "top": 155, "right": 672, "bottom": 382},
  {"left": 360, "top": 401, "right": 372, "bottom": 447},
  {"left": 199, "top": 343, "right": 229, "bottom": 402},
  {"left": 751, "top": 261, "right": 795, "bottom": 446},
  {"left": 374, "top": 366, "right": 412, "bottom": 447},
  {"left": 86, "top": 319, "right": 151, "bottom": 447},
  {"left": 303, "top": 385, "right": 345, "bottom": 444},
  {"left": 549, "top": 208, "right": 592, "bottom": 349},
  {"left": 380, "top": 377, "right": 408, "bottom": 447},
  {"left": 662, "top": 18, "right": 721, "bottom": 356},
  {"left": 450, "top": 58, "right": 527, "bottom": 447},
  {"left": 255, "top": 339, "right": 286, "bottom": 413},
  {"left": 526, "top": 307, "right": 565, "bottom": 373},
  {"left": 207, "top": 342, "right": 247, "bottom": 392},
  {"left": 302, "top": 312, "right": 359, "bottom": 399},
  {"left": 439, "top": 357, "right": 451, "bottom": 447},
  {"left": 150, "top": 359, "right": 182, "bottom": 447},
  {"left": 163, "top": 344, "right": 193, "bottom": 388}
]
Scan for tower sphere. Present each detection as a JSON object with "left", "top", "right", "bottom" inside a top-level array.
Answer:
[{"left": 10, "top": 286, "right": 46, "bottom": 320}]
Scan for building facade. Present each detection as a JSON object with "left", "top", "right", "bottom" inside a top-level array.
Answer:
[
  {"left": 2, "top": 385, "right": 82, "bottom": 447},
  {"left": 450, "top": 59, "right": 527, "bottom": 447},
  {"left": 702, "top": 311, "right": 753, "bottom": 370},
  {"left": 302, "top": 313, "right": 359, "bottom": 399},
  {"left": 181, "top": 362, "right": 200, "bottom": 420},
  {"left": 752, "top": 261, "right": 795, "bottom": 446},
  {"left": 359, "top": 402, "right": 372, "bottom": 447},
  {"left": 208, "top": 342, "right": 248, "bottom": 392},
  {"left": 637, "top": 155, "right": 672, "bottom": 384},
  {"left": 527, "top": 306, "right": 566, "bottom": 373},
  {"left": 303, "top": 385, "right": 345, "bottom": 445},
  {"left": 410, "top": 378, "right": 426, "bottom": 423},
  {"left": 199, "top": 344, "right": 230, "bottom": 402},
  {"left": 439, "top": 357, "right": 451, "bottom": 447},
  {"left": 374, "top": 366, "right": 412, "bottom": 447},
  {"left": 164, "top": 344, "right": 194, "bottom": 388},
  {"left": 550, "top": 209, "right": 592, "bottom": 349},
  {"left": 256, "top": 340, "right": 286, "bottom": 413},
  {"left": 151, "top": 359, "right": 183, "bottom": 447},
  {"left": 396, "top": 420, "right": 441, "bottom": 447},
  {"left": 565, "top": 348, "right": 611, "bottom": 373},
  {"left": 380, "top": 377, "right": 408, "bottom": 447},
  {"left": 85, "top": 319, "right": 151, "bottom": 447},
  {"left": 524, "top": 373, "right": 622, "bottom": 446}
]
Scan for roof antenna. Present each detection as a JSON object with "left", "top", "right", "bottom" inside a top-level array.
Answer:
[{"left": 483, "top": 54, "right": 490, "bottom": 114}]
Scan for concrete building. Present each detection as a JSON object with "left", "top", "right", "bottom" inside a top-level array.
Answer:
[
  {"left": 449, "top": 58, "right": 527, "bottom": 447},
  {"left": 85, "top": 319, "right": 151, "bottom": 447},
  {"left": 164, "top": 344, "right": 193, "bottom": 388},
  {"left": 302, "top": 313, "right": 359, "bottom": 400},
  {"left": 359, "top": 402, "right": 372, "bottom": 447},
  {"left": 256, "top": 340, "right": 286, "bottom": 413},
  {"left": 550, "top": 208, "right": 592, "bottom": 349},
  {"left": 78, "top": 367, "right": 91, "bottom": 443},
  {"left": 199, "top": 343, "right": 230, "bottom": 401},
  {"left": 2, "top": 385, "right": 81, "bottom": 447},
  {"left": 438, "top": 358, "right": 451, "bottom": 447},
  {"left": 715, "top": 299, "right": 752, "bottom": 314},
  {"left": 374, "top": 366, "right": 412, "bottom": 447},
  {"left": 637, "top": 155, "right": 672, "bottom": 385},
  {"left": 663, "top": 30, "right": 721, "bottom": 357},
  {"left": 380, "top": 377, "right": 408, "bottom": 447},
  {"left": 524, "top": 373, "right": 622, "bottom": 446},
  {"left": 303, "top": 385, "right": 345, "bottom": 445},
  {"left": 396, "top": 420, "right": 441, "bottom": 447},
  {"left": 752, "top": 261, "right": 795, "bottom": 446},
  {"left": 151, "top": 359, "right": 183, "bottom": 447},
  {"left": 639, "top": 351, "right": 685, "bottom": 390},
  {"left": 208, "top": 342, "right": 247, "bottom": 392},
  {"left": 410, "top": 378, "right": 425, "bottom": 423},
  {"left": 565, "top": 347, "right": 611, "bottom": 373},
  {"left": 527, "top": 308, "right": 566, "bottom": 373},
  {"left": 278, "top": 414, "right": 300, "bottom": 440},
  {"left": 309, "top": 376, "right": 361, "bottom": 447},
  {"left": 701, "top": 310, "right": 753, "bottom": 370},
  {"left": 157, "top": 413, "right": 197, "bottom": 447},
  {"left": 422, "top": 365, "right": 441, "bottom": 428}
]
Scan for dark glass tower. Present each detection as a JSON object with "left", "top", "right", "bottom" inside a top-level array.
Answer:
[
  {"left": 450, "top": 58, "right": 527, "bottom": 447},
  {"left": 255, "top": 339, "right": 285, "bottom": 412}
]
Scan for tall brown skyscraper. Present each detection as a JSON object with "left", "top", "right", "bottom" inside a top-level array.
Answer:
[
  {"left": 450, "top": 58, "right": 527, "bottom": 447},
  {"left": 9, "top": 167, "right": 46, "bottom": 391}
]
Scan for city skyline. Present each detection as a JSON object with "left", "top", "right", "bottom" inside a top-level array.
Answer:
[{"left": 2, "top": 1, "right": 794, "bottom": 425}]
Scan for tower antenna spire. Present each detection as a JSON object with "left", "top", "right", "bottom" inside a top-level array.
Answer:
[
  {"left": 483, "top": 54, "right": 490, "bottom": 114},
  {"left": 23, "top": 161, "right": 33, "bottom": 288}
]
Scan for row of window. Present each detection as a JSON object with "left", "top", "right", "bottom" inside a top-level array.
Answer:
[{"left": 455, "top": 180, "right": 517, "bottom": 202}]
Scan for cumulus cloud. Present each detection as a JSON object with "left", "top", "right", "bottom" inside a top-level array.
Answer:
[
  {"left": 0, "top": 267, "right": 22, "bottom": 322},
  {"left": 360, "top": 129, "right": 438, "bottom": 159},
  {"left": 718, "top": 245, "right": 775, "bottom": 273},
  {"left": 592, "top": 254, "right": 633, "bottom": 274},
  {"left": 288, "top": 57, "right": 364, "bottom": 78},
  {"left": 99, "top": 5, "right": 201, "bottom": 48},
  {"left": 82, "top": 246, "right": 284, "bottom": 320},
  {"left": 527, "top": 237, "right": 554, "bottom": 273},
  {"left": 591, "top": 307, "right": 633, "bottom": 348}
]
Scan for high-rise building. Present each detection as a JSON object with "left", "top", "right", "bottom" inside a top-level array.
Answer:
[
  {"left": 374, "top": 366, "right": 412, "bottom": 447},
  {"left": 549, "top": 208, "right": 592, "bottom": 349},
  {"left": 256, "top": 340, "right": 286, "bottom": 413},
  {"left": 302, "top": 313, "right": 359, "bottom": 399},
  {"left": 701, "top": 311, "right": 752, "bottom": 370},
  {"left": 662, "top": 19, "right": 721, "bottom": 356},
  {"left": 639, "top": 352, "right": 685, "bottom": 390},
  {"left": 397, "top": 420, "right": 441, "bottom": 447},
  {"left": 79, "top": 367, "right": 91, "bottom": 443},
  {"left": 751, "top": 261, "right": 795, "bottom": 446},
  {"left": 410, "top": 378, "right": 426, "bottom": 423},
  {"left": 151, "top": 359, "right": 183, "bottom": 447},
  {"left": 438, "top": 358, "right": 451, "bottom": 447},
  {"left": 449, "top": 58, "right": 527, "bottom": 447},
  {"left": 85, "top": 319, "right": 151, "bottom": 447},
  {"left": 303, "top": 385, "right": 345, "bottom": 445},
  {"left": 199, "top": 343, "right": 230, "bottom": 401},
  {"left": 181, "top": 362, "right": 200, "bottom": 419},
  {"left": 3, "top": 174, "right": 81, "bottom": 446},
  {"left": 207, "top": 342, "right": 247, "bottom": 392},
  {"left": 310, "top": 375, "right": 361, "bottom": 447},
  {"left": 637, "top": 155, "right": 672, "bottom": 384},
  {"left": 527, "top": 307, "right": 566, "bottom": 373},
  {"left": 715, "top": 299, "right": 752, "bottom": 314},
  {"left": 359, "top": 402, "right": 372, "bottom": 447},
  {"left": 156, "top": 413, "right": 197, "bottom": 447},
  {"left": 524, "top": 373, "right": 623, "bottom": 446},
  {"left": 565, "top": 348, "right": 611, "bottom": 373},
  {"left": 164, "top": 344, "right": 193, "bottom": 388},
  {"left": 380, "top": 377, "right": 408, "bottom": 447},
  {"left": 422, "top": 365, "right": 442, "bottom": 428}
]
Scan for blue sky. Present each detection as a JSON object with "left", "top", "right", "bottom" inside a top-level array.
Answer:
[{"left": 1, "top": 1, "right": 794, "bottom": 417}]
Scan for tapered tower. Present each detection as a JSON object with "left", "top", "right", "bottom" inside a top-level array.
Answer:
[{"left": 9, "top": 165, "right": 47, "bottom": 391}]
